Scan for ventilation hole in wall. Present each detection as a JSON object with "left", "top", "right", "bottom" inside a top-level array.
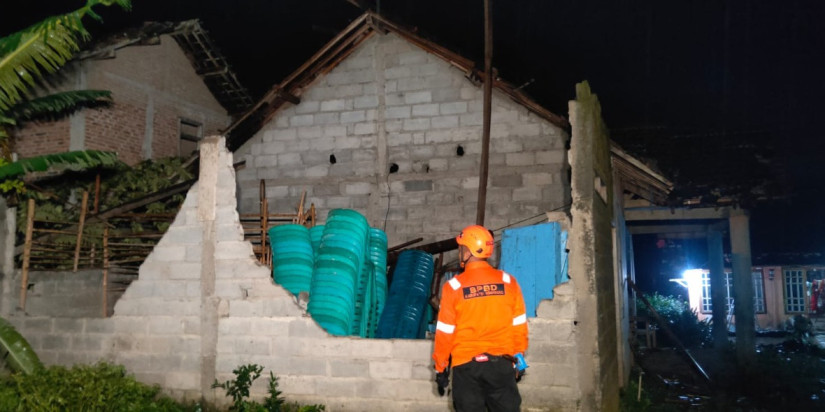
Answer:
[
  {"left": 329, "top": 154, "right": 337, "bottom": 164},
  {"left": 389, "top": 163, "right": 399, "bottom": 174},
  {"left": 456, "top": 145, "right": 465, "bottom": 156}
]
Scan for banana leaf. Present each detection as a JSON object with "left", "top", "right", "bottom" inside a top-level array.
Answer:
[
  {"left": 0, "top": 150, "right": 120, "bottom": 180},
  {"left": 0, "top": 0, "right": 132, "bottom": 111},
  {"left": 0, "top": 317, "right": 42, "bottom": 374},
  {"left": 10, "top": 90, "right": 112, "bottom": 121}
]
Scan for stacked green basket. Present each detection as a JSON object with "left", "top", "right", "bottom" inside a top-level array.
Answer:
[
  {"left": 308, "top": 209, "right": 369, "bottom": 336},
  {"left": 268, "top": 224, "right": 314, "bottom": 297}
]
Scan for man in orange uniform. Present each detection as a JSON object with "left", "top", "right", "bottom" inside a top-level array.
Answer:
[{"left": 432, "top": 225, "right": 529, "bottom": 412}]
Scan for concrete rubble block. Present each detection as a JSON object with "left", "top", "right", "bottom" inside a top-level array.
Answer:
[
  {"left": 286, "top": 356, "right": 328, "bottom": 376},
  {"left": 529, "top": 319, "right": 576, "bottom": 343},
  {"left": 290, "top": 114, "right": 314, "bottom": 127},
  {"left": 147, "top": 245, "right": 187, "bottom": 263},
  {"left": 342, "top": 181, "right": 373, "bottom": 195},
  {"left": 523, "top": 171, "right": 554, "bottom": 186},
  {"left": 315, "top": 377, "right": 358, "bottom": 397},
  {"left": 294, "top": 100, "right": 320, "bottom": 114},
  {"left": 525, "top": 342, "right": 577, "bottom": 366},
  {"left": 505, "top": 152, "right": 536, "bottom": 167},
  {"left": 403, "top": 118, "right": 430, "bottom": 131},
  {"left": 431, "top": 115, "right": 459, "bottom": 129},
  {"left": 404, "top": 91, "right": 432, "bottom": 105},
  {"left": 270, "top": 128, "right": 298, "bottom": 141},
  {"left": 490, "top": 138, "right": 524, "bottom": 153},
  {"left": 369, "top": 359, "right": 413, "bottom": 380},
  {"left": 537, "top": 149, "right": 566, "bottom": 165},
  {"left": 314, "top": 112, "right": 340, "bottom": 125},
  {"left": 335, "top": 136, "right": 361, "bottom": 149},
  {"left": 354, "top": 122, "right": 376, "bottom": 135},
  {"left": 491, "top": 174, "right": 523, "bottom": 188},
  {"left": 389, "top": 340, "right": 432, "bottom": 360},
  {"left": 214, "top": 241, "right": 255, "bottom": 260},
  {"left": 246, "top": 317, "right": 291, "bottom": 337},
  {"left": 355, "top": 379, "right": 398, "bottom": 399},
  {"left": 84, "top": 318, "right": 114, "bottom": 334},
  {"left": 164, "top": 373, "right": 200, "bottom": 391},
  {"left": 519, "top": 385, "right": 580, "bottom": 409},
  {"left": 386, "top": 105, "right": 411, "bottom": 119},
  {"left": 410, "top": 360, "right": 435, "bottom": 380},
  {"left": 53, "top": 318, "right": 84, "bottom": 333},
  {"left": 167, "top": 262, "right": 203, "bottom": 280},
  {"left": 513, "top": 187, "right": 542, "bottom": 202},
  {"left": 23, "top": 317, "right": 54, "bottom": 333},
  {"left": 403, "top": 180, "right": 433, "bottom": 192},
  {"left": 41, "top": 334, "right": 70, "bottom": 351},
  {"left": 354, "top": 95, "right": 379, "bottom": 109},
  {"left": 147, "top": 316, "right": 186, "bottom": 335},
  {"left": 341, "top": 110, "right": 366, "bottom": 124},
  {"left": 277, "top": 376, "right": 319, "bottom": 396},
  {"left": 392, "top": 378, "right": 436, "bottom": 400},
  {"left": 329, "top": 358, "right": 371, "bottom": 378}
]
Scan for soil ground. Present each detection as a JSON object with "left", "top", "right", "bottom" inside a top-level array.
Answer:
[{"left": 626, "top": 334, "right": 825, "bottom": 411}]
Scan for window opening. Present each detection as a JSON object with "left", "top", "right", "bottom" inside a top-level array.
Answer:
[
  {"left": 179, "top": 118, "right": 203, "bottom": 157},
  {"left": 785, "top": 269, "right": 805, "bottom": 313}
]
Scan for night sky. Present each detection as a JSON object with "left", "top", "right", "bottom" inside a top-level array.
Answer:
[{"left": 5, "top": 1, "right": 825, "bottom": 283}]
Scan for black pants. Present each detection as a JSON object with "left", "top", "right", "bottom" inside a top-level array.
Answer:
[{"left": 452, "top": 356, "right": 521, "bottom": 412}]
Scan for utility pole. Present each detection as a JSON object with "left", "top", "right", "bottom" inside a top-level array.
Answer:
[{"left": 476, "top": 0, "right": 493, "bottom": 225}]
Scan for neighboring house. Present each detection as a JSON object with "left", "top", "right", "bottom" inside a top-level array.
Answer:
[
  {"left": 228, "top": 13, "right": 570, "bottom": 249},
  {"left": 13, "top": 20, "right": 251, "bottom": 165},
  {"left": 2, "top": 11, "right": 677, "bottom": 412},
  {"left": 676, "top": 264, "right": 825, "bottom": 331}
]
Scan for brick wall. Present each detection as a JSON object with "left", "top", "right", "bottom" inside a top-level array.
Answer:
[
  {"left": 14, "top": 34, "right": 230, "bottom": 165},
  {"left": 234, "top": 33, "right": 569, "bottom": 249},
  {"left": 4, "top": 137, "right": 584, "bottom": 411}
]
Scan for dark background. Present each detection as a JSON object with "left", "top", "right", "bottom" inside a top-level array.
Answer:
[{"left": 5, "top": 0, "right": 825, "bottom": 292}]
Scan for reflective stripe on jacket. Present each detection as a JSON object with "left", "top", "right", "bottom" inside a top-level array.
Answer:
[{"left": 432, "top": 260, "right": 529, "bottom": 372}]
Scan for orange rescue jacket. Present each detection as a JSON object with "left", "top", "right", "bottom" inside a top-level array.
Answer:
[{"left": 432, "top": 261, "right": 529, "bottom": 372}]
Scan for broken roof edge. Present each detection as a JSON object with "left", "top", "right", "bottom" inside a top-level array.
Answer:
[
  {"left": 223, "top": 11, "right": 570, "bottom": 151},
  {"left": 611, "top": 142, "right": 674, "bottom": 206},
  {"left": 75, "top": 19, "right": 253, "bottom": 115}
]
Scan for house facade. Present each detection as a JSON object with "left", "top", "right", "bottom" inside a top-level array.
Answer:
[
  {"left": 13, "top": 20, "right": 248, "bottom": 165},
  {"left": 679, "top": 265, "right": 825, "bottom": 331}
]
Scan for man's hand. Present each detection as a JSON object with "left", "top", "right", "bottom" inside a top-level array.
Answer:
[
  {"left": 435, "top": 370, "right": 450, "bottom": 396},
  {"left": 514, "top": 353, "right": 528, "bottom": 382}
]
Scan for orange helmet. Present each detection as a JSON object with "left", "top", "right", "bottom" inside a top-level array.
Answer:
[{"left": 456, "top": 225, "right": 494, "bottom": 258}]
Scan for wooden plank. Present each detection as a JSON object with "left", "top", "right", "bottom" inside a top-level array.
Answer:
[
  {"left": 73, "top": 191, "right": 89, "bottom": 272},
  {"left": 14, "top": 179, "right": 195, "bottom": 256},
  {"left": 20, "top": 199, "right": 35, "bottom": 311}
]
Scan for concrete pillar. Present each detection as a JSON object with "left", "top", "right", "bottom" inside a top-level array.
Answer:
[
  {"left": 198, "top": 136, "right": 221, "bottom": 404},
  {"left": 69, "top": 61, "right": 87, "bottom": 151},
  {"left": 730, "top": 211, "right": 755, "bottom": 367},
  {"left": 142, "top": 96, "right": 155, "bottom": 160},
  {"left": 707, "top": 230, "right": 728, "bottom": 350},
  {"left": 0, "top": 198, "right": 15, "bottom": 315}
]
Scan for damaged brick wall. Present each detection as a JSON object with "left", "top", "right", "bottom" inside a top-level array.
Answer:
[{"left": 4, "top": 137, "right": 584, "bottom": 411}]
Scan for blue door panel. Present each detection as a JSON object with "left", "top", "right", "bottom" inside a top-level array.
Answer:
[{"left": 500, "top": 222, "right": 568, "bottom": 317}]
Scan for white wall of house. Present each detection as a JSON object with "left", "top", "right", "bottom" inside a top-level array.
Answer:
[{"left": 234, "top": 32, "right": 569, "bottom": 249}]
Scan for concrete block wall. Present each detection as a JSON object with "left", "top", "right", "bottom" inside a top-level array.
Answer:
[
  {"left": 14, "top": 34, "right": 230, "bottom": 165},
  {"left": 5, "top": 137, "right": 582, "bottom": 411},
  {"left": 234, "top": 32, "right": 569, "bottom": 248},
  {"left": 567, "top": 82, "right": 619, "bottom": 411}
]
